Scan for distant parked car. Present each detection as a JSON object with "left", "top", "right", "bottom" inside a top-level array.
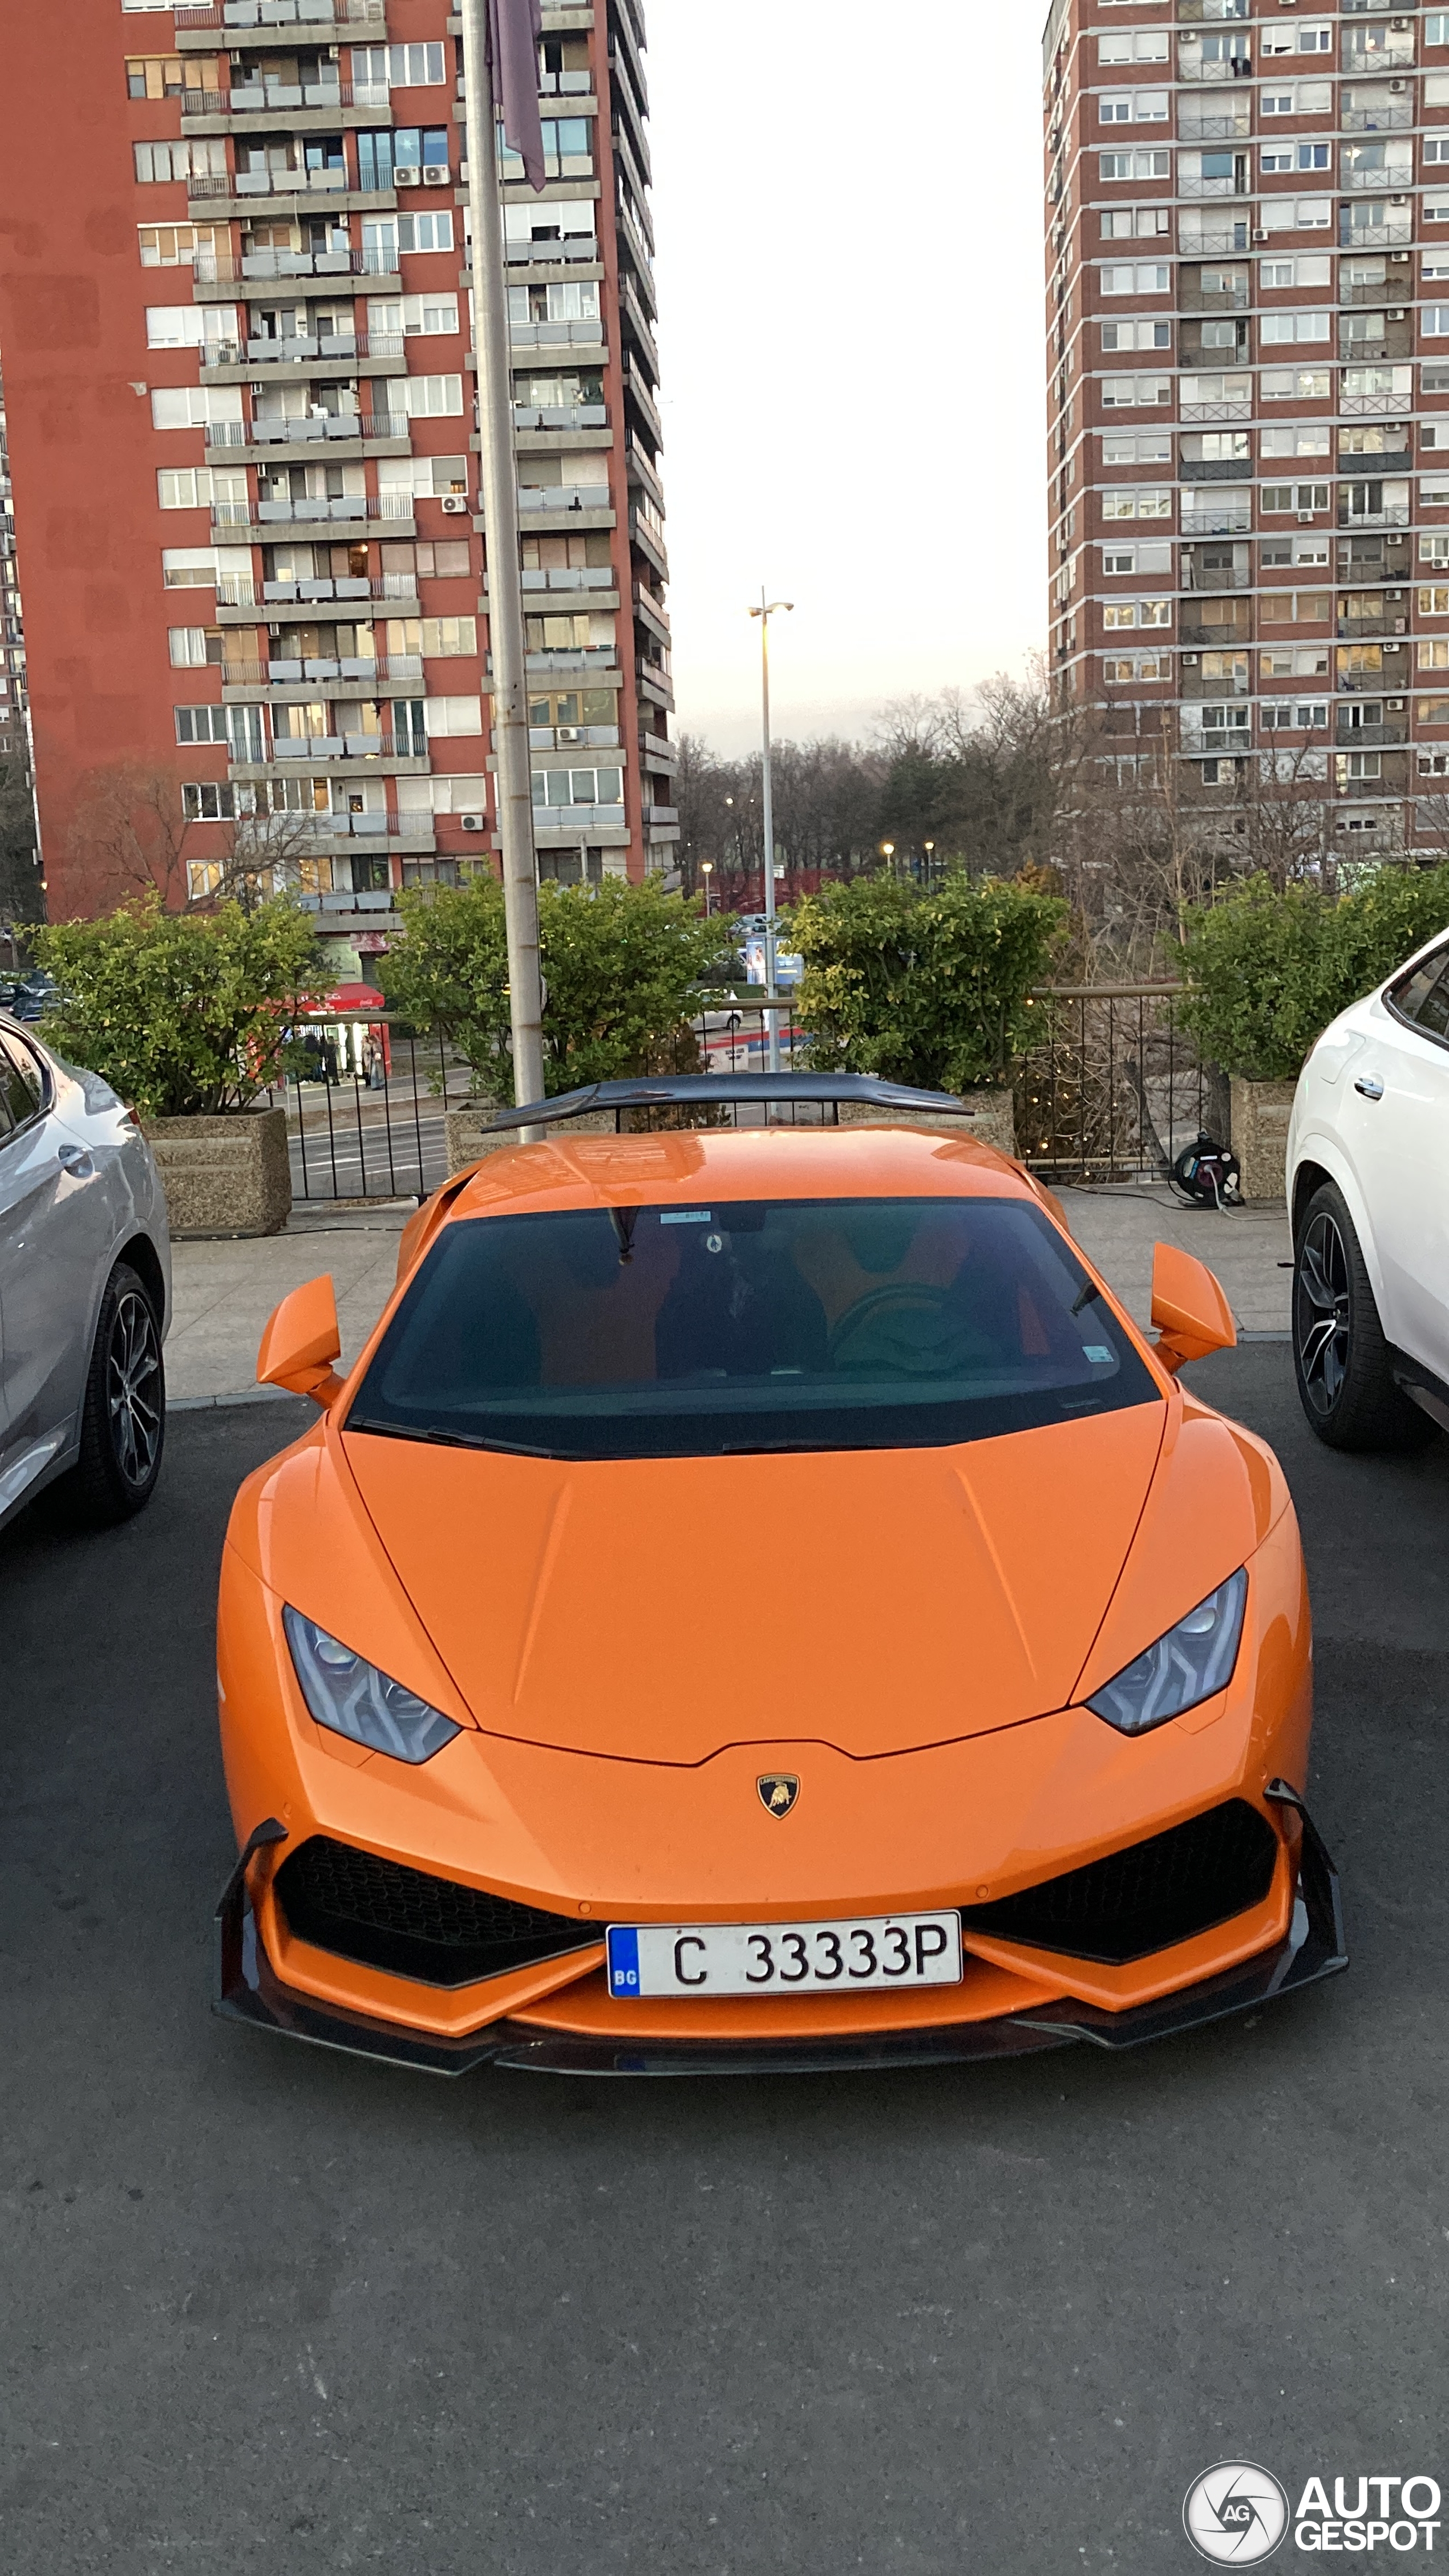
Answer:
[
  {"left": 0, "top": 1011, "right": 171, "bottom": 1532},
  {"left": 1287, "top": 930, "right": 1449, "bottom": 1452},
  {"left": 6, "top": 973, "right": 56, "bottom": 1024}
]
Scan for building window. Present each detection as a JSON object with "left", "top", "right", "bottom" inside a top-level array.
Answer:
[
  {"left": 133, "top": 139, "right": 226, "bottom": 183},
  {"left": 125, "top": 53, "right": 184, "bottom": 96},
  {"left": 182, "top": 782, "right": 236, "bottom": 821},
  {"left": 388, "top": 41, "right": 446, "bottom": 83},
  {"left": 366, "top": 293, "right": 459, "bottom": 338},
  {"left": 401, "top": 374, "right": 464, "bottom": 417},
  {"left": 423, "top": 696, "right": 484, "bottom": 735},
  {"left": 174, "top": 705, "right": 229, "bottom": 744}
]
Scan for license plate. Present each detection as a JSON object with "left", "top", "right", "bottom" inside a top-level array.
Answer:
[{"left": 606, "top": 1912, "right": 964, "bottom": 2000}]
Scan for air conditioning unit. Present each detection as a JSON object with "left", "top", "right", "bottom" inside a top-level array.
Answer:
[
  {"left": 423, "top": 165, "right": 449, "bottom": 186},
  {"left": 395, "top": 167, "right": 421, "bottom": 188},
  {"left": 1386, "top": 639, "right": 1404, "bottom": 651},
  {"left": 1390, "top": 195, "right": 1410, "bottom": 208},
  {"left": 1389, "top": 307, "right": 1406, "bottom": 321},
  {"left": 1299, "top": 509, "right": 1317, "bottom": 523},
  {"left": 1253, "top": 227, "right": 1269, "bottom": 244},
  {"left": 440, "top": 492, "right": 469, "bottom": 514},
  {"left": 1183, "top": 653, "right": 1200, "bottom": 665},
  {"left": 1389, "top": 588, "right": 1404, "bottom": 599},
  {"left": 1387, "top": 696, "right": 1405, "bottom": 711},
  {"left": 460, "top": 812, "right": 484, "bottom": 830}
]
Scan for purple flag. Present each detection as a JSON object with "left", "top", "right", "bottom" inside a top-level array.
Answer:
[{"left": 488, "top": 0, "right": 547, "bottom": 192}]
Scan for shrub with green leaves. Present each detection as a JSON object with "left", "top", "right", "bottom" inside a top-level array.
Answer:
[
  {"left": 382, "top": 874, "right": 727, "bottom": 1095},
  {"left": 789, "top": 872, "right": 1067, "bottom": 1095},
  {"left": 35, "top": 893, "right": 325, "bottom": 1118},
  {"left": 1179, "top": 867, "right": 1449, "bottom": 1080}
]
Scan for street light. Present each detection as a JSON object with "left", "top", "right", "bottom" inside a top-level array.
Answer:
[
  {"left": 923, "top": 837, "right": 935, "bottom": 884},
  {"left": 749, "top": 589, "right": 793, "bottom": 1072},
  {"left": 701, "top": 859, "right": 714, "bottom": 916}
]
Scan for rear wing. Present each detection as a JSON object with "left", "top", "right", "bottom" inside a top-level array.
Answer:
[{"left": 472, "top": 1072, "right": 970, "bottom": 1136}]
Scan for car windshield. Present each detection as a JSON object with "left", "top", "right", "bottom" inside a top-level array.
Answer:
[{"left": 346, "top": 1195, "right": 1161, "bottom": 1462}]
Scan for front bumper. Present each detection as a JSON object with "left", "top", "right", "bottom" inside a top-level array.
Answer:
[{"left": 214, "top": 1801, "right": 1347, "bottom": 2079}]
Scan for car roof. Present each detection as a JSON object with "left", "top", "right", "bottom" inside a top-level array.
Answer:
[{"left": 442, "top": 1122, "right": 1035, "bottom": 1224}]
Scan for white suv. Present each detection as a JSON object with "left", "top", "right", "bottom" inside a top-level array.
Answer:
[{"left": 1286, "top": 931, "right": 1449, "bottom": 1452}]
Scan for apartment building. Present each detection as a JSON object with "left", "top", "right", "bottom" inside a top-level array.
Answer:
[
  {"left": 1043, "top": 0, "right": 1449, "bottom": 849},
  {"left": 0, "top": 0, "right": 674, "bottom": 937},
  {"left": 0, "top": 367, "right": 30, "bottom": 772}
]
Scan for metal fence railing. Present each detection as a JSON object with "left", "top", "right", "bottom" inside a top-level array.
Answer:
[
  {"left": 269, "top": 986, "right": 1212, "bottom": 1204},
  {"left": 1015, "top": 983, "right": 1217, "bottom": 1184}
]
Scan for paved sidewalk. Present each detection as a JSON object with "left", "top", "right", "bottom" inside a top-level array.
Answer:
[
  {"left": 1055, "top": 1182, "right": 1292, "bottom": 1336},
  {"left": 163, "top": 1181, "right": 1291, "bottom": 1408},
  {"left": 165, "top": 1203, "right": 411, "bottom": 1406}
]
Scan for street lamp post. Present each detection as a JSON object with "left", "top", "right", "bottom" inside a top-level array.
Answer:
[
  {"left": 461, "top": 0, "right": 545, "bottom": 1127},
  {"left": 701, "top": 860, "right": 713, "bottom": 916},
  {"left": 749, "top": 590, "right": 792, "bottom": 1073}
]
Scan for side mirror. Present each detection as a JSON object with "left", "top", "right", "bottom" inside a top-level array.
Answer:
[
  {"left": 1151, "top": 1242, "right": 1237, "bottom": 1375},
  {"left": 256, "top": 1274, "right": 345, "bottom": 1408}
]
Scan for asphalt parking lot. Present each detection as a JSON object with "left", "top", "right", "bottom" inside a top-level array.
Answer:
[{"left": 3, "top": 1347, "right": 1448, "bottom": 2576}]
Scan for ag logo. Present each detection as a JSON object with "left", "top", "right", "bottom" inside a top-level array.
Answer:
[
  {"left": 1183, "top": 2462, "right": 1289, "bottom": 2564},
  {"left": 756, "top": 1773, "right": 800, "bottom": 1818}
]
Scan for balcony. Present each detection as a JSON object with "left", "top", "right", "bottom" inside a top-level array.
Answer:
[
  {"left": 1177, "top": 175, "right": 1249, "bottom": 200},
  {"left": 1339, "top": 268, "right": 1412, "bottom": 303},
  {"left": 175, "top": 0, "right": 384, "bottom": 25},
  {"left": 512, "top": 403, "right": 608, "bottom": 431},
  {"left": 1175, "top": 57, "right": 1252, "bottom": 85},
  {"left": 204, "top": 331, "right": 405, "bottom": 367},
  {"left": 207, "top": 412, "right": 409, "bottom": 451},
  {"left": 1342, "top": 41, "right": 1416, "bottom": 69},
  {"left": 1340, "top": 389, "right": 1412, "bottom": 415},
  {"left": 1181, "top": 562, "right": 1251, "bottom": 592},
  {"left": 509, "top": 319, "right": 606, "bottom": 351},
  {"left": 253, "top": 732, "right": 428, "bottom": 763},
  {"left": 1178, "top": 110, "right": 1251, "bottom": 140},
  {"left": 1337, "top": 504, "right": 1410, "bottom": 528},
  {"left": 217, "top": 573, "right": 421, "bottom": 608},
  {"left": 1180, "top": 399, "right": 1253, "bottom": 424},
  {"left": 1339, "top": 218, "right": 1414, "bottom": 246},
  {"left": 181, "top": 78, "right": 386, "bottom": 116},
  {"left": 1336, "top": 611, "right": 1406, "bottom": 638},
  {"left": 213, "top": 495, "right": 416, "bottom": 529},
  {"left": 1334, "top": 720, "right": 1406, "bottom": 746},
  {"left": 1181, "top": 507, "right": 1252, "bottom": 536},
  {"left": 227, "top": 653, "right": 424, "bottom": 684},
  {"left": 517, "top": 484, "right": 612, "bottom": 514},
  {"left": 1342, "top": 163, "right": 1415, "bottom": 189},
  {"left": 1341, "top": 103, "right": 1414, "bottom": 131},
  {"left": 520, "top": 647, "right": 618, "bottom": 673},
  {"left": 189, "top": 166, "right": 351, "bottom": 200},
  {"left": 527, "top": 723, "right": 620, "bottom": 749},
  {"left": 1338, "top": 332, "right": 1411, "bottom": 364},
  {"left": 1177, "top": 0, "right": 1248, "bottom": 18},
  {"left": 520, "top": 564, "right": 614, "bottom": 593},
  {"left": 501, "top": 230, "right": 600, "bottom": 266},
  {"left": 532, "top": 801, "right": 628, "bottom": 832},
  {"left": 196, "top": 247, "right": 398, "bottom": 285}
]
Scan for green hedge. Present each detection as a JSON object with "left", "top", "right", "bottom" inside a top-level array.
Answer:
[
  {"left": 1179, "top": 868, "right": 1449, "bottom": 1081},
  {"left": 381, "top": 874, "right": 726, "bottom": 1095},
  {"left": 35, "top": 893, "right": 324, "bottom": 1118},
  {"left": 789, "top": 873, "right": 1067, "bottom": 1095}
]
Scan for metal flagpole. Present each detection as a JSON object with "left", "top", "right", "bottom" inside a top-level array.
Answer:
[
  {"left": 750, "top": 590, "right": 792, "bottom": 1075},
  {"left": 462, "top": 0, "right": 546, "bottom": 1123}
]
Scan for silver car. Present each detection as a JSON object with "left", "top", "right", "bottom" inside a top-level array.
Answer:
[{"left": 0, "top": 1011, "right": 171, "bottom": 1532}]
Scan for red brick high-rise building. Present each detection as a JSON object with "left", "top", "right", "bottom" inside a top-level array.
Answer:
[
  {"left": 1044, "top": 0, "right": 1449, "bottom": 853},
  {"left": 0, "top": 0, "right": 674, "bottom": 937}
]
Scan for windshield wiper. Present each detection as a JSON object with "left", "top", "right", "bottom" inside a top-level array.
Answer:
[
  {"left": 345, "top": 1417, "right": 565, "bottom": 1460},
  {"left": 719, "top": 1437, "right": 831, "bottom": 1455}
]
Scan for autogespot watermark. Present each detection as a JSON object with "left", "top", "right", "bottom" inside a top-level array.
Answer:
[{"left": 1183, "top": 2465, "right": 1444, "bottom": 2562}]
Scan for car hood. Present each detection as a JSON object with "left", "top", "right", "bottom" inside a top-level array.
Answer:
[{"left": 339, "top": 1404, "right": 1172, "bottom": 1761}]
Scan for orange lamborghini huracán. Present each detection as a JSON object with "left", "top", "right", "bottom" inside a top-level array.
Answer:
[{"left": 213, "top": 1074, "right": 1345, "bottom": 2076}]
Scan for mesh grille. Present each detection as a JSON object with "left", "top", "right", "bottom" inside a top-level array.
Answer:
[
  {"left": 959, "top": 1800, "right": 1280, "bottom": 1966},
  {"left": 275, "top": 1837, "right": 602, "bottom": 1988}
]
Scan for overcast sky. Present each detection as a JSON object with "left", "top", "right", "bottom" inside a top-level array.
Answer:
[{"left": 645, "top": 0, "right": 1047, "bottom": 757}]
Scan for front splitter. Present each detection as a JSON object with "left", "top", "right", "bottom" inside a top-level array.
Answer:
[{"left": 213, "top": 1803, "right": 1347, "bottom": 2078}]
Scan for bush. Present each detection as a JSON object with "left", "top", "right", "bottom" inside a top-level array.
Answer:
[
  {"left": 1179, "top": 866, "right": 1449, "bottom": 1080},
  {"left": 789, "top": 872, "right": 1067, "bottom": 1094},
  {"left": 383, "top": 874, "right": 727, "bottom": 1095},
  {"left": 34, "top": 893, "right": 325, "bottom": 1118}
]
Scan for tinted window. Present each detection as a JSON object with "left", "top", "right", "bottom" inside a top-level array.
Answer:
[
  {"left": 348, "top": 1196, "right": 1161, "bottom": 1463},
  {"left": 0, "top": 1034, "right": 44, "bottom": 1134},
  {"left": 1388, "top": 944, "right": 1449, "bottom": 1041}
]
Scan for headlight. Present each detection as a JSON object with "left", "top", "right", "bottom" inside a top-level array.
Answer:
[
  {"left": 282, "top": 1607, "right": 462, "bottom": 1764},
  {"left": 1086, "top": 1569, "right": 1248, "bottom": 1737}
]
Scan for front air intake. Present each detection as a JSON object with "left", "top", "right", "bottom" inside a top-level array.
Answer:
[
  {"left": 274, "top": 1837, "right": 602, "bottom": 1987},
  {"left": 959, "top": 1801, "right": 1280, "bottom": 1966}
]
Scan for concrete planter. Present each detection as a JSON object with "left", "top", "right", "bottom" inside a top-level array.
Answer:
[
  {"left": 144, "top": 1107, "right": 292, "bottom": 1238},
  {"left": 446, "top": 1088, "right": 1018, "bottom": 1175},
  {"left": 1229, "top": 1076, "right": 1297, "bottom": 1204}
]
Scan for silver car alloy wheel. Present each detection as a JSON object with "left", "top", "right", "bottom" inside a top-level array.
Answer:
[
  {"left": 1294, "top": 1208, "right": 1351, "bottom": 1420},
  {"left": 106, "top": 1287, "right": 163, "bottom": 1489}
]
